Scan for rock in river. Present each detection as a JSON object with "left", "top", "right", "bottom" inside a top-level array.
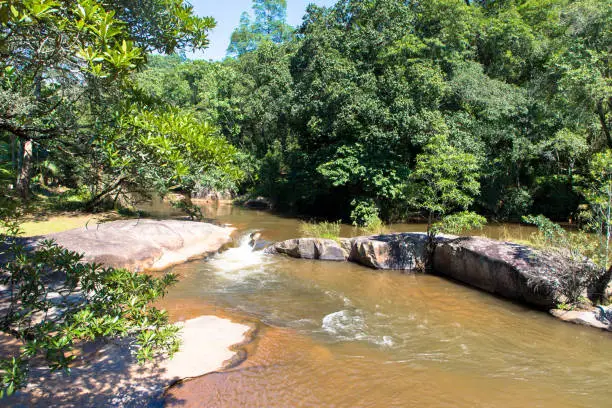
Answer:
[
  {"left": 433, "top": 236, "right": 598, "bottom": 310},
  {"left": 30, "top": 219, "right": 234, "bottom": 272},
  {"left": 269, "top": 233, "right": 428, "bottom": 269},
  {"left": 272, "top": 238, "right": 348, "bottom": 261},
  {"left": 347, "top": 233, "right": 428, "bottom": 270}
]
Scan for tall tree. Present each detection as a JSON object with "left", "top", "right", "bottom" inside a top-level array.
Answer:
[{"left": 227, "top": 0, "right": 293, "bottom": 56}]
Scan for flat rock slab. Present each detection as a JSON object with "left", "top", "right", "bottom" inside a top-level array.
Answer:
[
  {"left": 4, "top": 316, "right": 250, "bottom": 408},
  {"left": 161, "top": 316, "right": 250, "bottom": 381},
  {"left": 30, "top": 219, "right": 234, "bottom": 272},
  {"left": 550, "top": 309, "right": 612, "bottom": 331}
]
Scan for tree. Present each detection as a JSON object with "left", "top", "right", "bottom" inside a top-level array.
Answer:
[
  {"left": 407, "top": 134, "right": 486, "bottom": 266},
  {"left": 577, "top": 149, "right": 612, "bottom": 300},
  {"left": 126, "top": 0, "right": 610, "bottom": 227},
  {"left": 0, "top": 0, "right": 215, "bottom": 201},
  {"left": 227, "top": 0, "right": 293, "bottom": 56}
]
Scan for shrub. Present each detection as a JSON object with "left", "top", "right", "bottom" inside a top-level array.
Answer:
[
  {"left": 171, "top": 199, "right": 203, "bottom": 220},
  {"left": 299, "top": 220, "right": 341, "bottom": 240},
  {"left": 0, "top": 220, "right": 180, "bottom": 398},
  {"left": 358, "top": 217, "right": 388, "bottom": 236},
  {"left": 350, "top": 199, "right": 382, "bottom": 229},
  {"left": 523, "top": 214, "right": 604, "bottom": 304},
  {"left": 432, "top": 211, "right": 487, "bottom": 236}
]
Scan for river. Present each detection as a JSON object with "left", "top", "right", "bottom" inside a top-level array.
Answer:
[{"left": 148, "top": 202, "right": 611, "bottom": 408}]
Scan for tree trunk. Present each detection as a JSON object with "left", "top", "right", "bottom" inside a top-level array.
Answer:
[
  {"left": 10, "top": 134, "right": 16, "bottom": 171},
  {"left": 425, "top": 212, "right": 436, "bottom": 273},
  {"left": 597, "top": 99, "right": 612, "bottom": 149},
  {"left": 183, "top": 190, "right": 193, "bottom": 207},
  {"left": 16, "top": 138, "right": 33, "bottom": 201},
  {"left": 85, "top": 176, "right": 125, "bottom": 211}
]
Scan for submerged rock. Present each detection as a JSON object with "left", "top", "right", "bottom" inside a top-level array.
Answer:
[
  {"left": 31, "top": 219, "right": 234, "bottom": 272},
  {"left": 433, "top": 236, "right": 598, "bottom": 310}
]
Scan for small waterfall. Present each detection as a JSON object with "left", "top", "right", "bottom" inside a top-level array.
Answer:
[{"left": 208, "top": 231, "right": 272, "bottom": 281}]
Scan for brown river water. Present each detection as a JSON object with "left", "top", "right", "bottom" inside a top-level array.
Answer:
[{"left": 146, "top": 202, "right": 611, "bottom": 408}]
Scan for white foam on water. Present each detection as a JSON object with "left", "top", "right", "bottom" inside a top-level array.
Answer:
[
  {"left": 322, "top": 309, "right": 367, "bottom": 339},
  {"left": 208, "top": 231, "right": 273, "bottom": 282},
  {"left": 321, "top": 309, "right": 395, "bottom": 348}
]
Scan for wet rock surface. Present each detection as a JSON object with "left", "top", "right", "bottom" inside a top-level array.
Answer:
[
  {"left": 244, "top": 197, "right": 272, "bottom": 210},
  {"left": 26, "top": 219, "right": 234, "bottom": 272}
]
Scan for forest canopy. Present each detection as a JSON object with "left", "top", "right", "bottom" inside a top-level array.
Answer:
[
  {"left": 134, "top": 0, "right": 611, "bottom": 225},
  {"left": 1, "top": 0, "right": 611, "bottom": 226}
]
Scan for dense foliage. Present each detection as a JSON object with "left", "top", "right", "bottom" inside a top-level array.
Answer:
[
  {"left": 137, "top": 0, "right": 611, "bottom": 227},
  {"left": 0, "top": 0, "right": 241, "bottom": 398},
  {"left": 0, "top": 0, "right": 242, "bottom": 207}
]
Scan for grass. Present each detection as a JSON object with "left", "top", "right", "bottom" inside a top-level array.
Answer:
[
  {"left": 358, "top": 218, "right": 389, "bottom": 236},
  {"left": 299, "top": 220, "right": 342, "bottom": 240},
  {"left": 1, "top": 186, "right": 127, "bottom": 237},
  {"left": 1, "top": 212, "right": 125, "bottom": 237}
]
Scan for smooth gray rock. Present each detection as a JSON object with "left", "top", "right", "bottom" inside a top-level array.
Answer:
[
  {"left": 271, "top": 234, "right": 427, "bottom": 268},
  {"left": 315, "top": 239, "right": 348, "bottom": 261},
  {"left": 273, "top": 238, "right": 348, "bottom": 261},
  {"left": 550, "top": 308, "right": 612, "bottom": 331},
  {"left": 244, "top": 197, "right": 272, "bottom": 210}
]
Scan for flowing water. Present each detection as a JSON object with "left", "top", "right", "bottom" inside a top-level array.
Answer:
[{"left": 150, "top": 202, "right": 611, "bottom": 408}]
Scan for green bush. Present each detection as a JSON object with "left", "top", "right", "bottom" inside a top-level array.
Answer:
[
  {"left": 0, "top": 220, "right": 180, "bottom": 398},
  {"left": 432, "top": 211, "right": 487, "bottom": 235},
  {"left": 350, "top": 199, "right": 382, "bottom": 228},
  {"left": 299, "top": 220, "right": 342, "bottom": 240}
]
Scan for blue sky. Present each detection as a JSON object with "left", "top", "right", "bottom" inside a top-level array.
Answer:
[{"left": 188, "top": 1, "right": 338, "bottom": 60}]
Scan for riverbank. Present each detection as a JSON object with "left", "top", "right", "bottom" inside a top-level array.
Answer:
[
  {"left": 2, "top": 315, "right": 253, "bottom": 407},
  {"left": 1, "top": 216, "right": 252, "bottom": 406}
]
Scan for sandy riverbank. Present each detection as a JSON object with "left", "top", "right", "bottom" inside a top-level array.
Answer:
[{"left": 3, "top": 315, "right": 252, "bottom": 407}]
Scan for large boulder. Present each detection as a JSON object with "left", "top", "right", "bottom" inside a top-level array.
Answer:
[
  {"left": 347, "top": 233, "right": 428, "bottom": 270},
  {"left": 433, "top": 236, "right": 597, "bottom": 309},
  {"left": 32, "top": 219, "right": 234, "bottom": 272},
  {"left": 270, "top": 233, "right": 427, "bottom": 269},
  {"left": 271, "top": 238, "right": 348, "bottom": 261}
]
